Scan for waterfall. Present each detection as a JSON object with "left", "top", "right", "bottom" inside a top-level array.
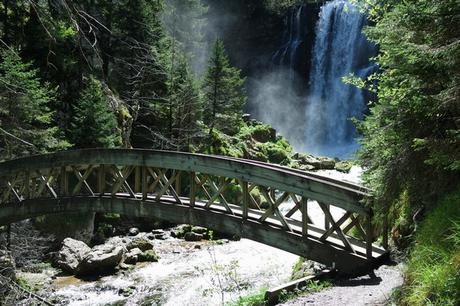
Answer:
[
  {"left": 272, "top": 5, "right": 306, "bottom": 84},
  {"left": 304, "top": 0, "right": 376, "bottom": 158}
]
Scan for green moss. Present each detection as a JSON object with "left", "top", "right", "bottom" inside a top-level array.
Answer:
[
  {"left": 400, "top": 188, "right": 460, "bottom": 306},
  {"left": 138, "top": 250, "right": 160, "bottom": 262}
]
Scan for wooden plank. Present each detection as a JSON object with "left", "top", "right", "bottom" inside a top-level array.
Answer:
[
  {"left": 264, "top": 269, "right": 336, "bottom": 306},
  {"left": 366, "top": 212, "right": 373, "bottom": 259},
  {"left": 301, "top": 197, "right": 308, "bottom": 237},
  {"left": 134, "top": 166, "right": 141, "bottom": 193},
  {"left": 190, "top": 172, "right": 196, "bottom": 207},
  {"left": 142, "top": 166, "right": 148, "bottom": 200},
  {"left": 241, "top": 180, "right": 248, "bottom": 220},
  {"left": 98, "top": 165, "right": 106, "bottom": 194},
  {"left": 319, "top": 212, "right": 352, "bottom": 241},
  {"left": 319, "top": 203, "right": 354, "bottom": 252}
]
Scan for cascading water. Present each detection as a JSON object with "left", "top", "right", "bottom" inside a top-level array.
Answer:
[
  {"left": 272, "top": 5, "right": 305, "bottom": 81},
  {"left": 304, "top": 0, "right": 377, "bottom": 158}
]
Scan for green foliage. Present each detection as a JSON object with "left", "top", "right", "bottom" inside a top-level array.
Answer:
[
  {"left": 203, "top": 39, "right": 246, "bottom": 135},
  {"left": 68, "top": 76, "right": 121, "bottom": 148},
  {"left": 400, "top": 188, "right": 460, "bottom": 306},
  {"left": 230, "top": 289, "right": 266, "bottom": 306},
  {"left": 353, "top": 0, "right": 460, "bottom": 224},
  {"left": 0, "top": 48, "right": 69, "bottom": 159}
]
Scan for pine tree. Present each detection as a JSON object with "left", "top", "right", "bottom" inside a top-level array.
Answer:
[
  {"left": 0, "top": 48, "right": 68, "bottom": 159},
  {"left": 202, "top": 39, "right": 246, "bottom": 135},
  {"left": 68, "top": 76, "right": 121, "bottom": 148}
]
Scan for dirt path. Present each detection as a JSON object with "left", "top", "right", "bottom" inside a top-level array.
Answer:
[{"left": 280, "top": 264, "right": 404, "bottom": 306}]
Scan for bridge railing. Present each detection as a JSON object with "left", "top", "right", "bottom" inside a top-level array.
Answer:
[{"left": 0, "top": 149, "right": 383, "bottom": 259}]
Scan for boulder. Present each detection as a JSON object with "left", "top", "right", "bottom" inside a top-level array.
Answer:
[
  {"left": 124, "top": 248, "right": 143, "bottom": 265},
  {"left": 184, "top": 232, "right": 203, "bottom": 242},
  {"left": 77, "top": 243, "right": 125, "bottom": 276},
  {"left": 293, "top": 153, "right": 336, "bottom": 170},
  {"left": 138, "top": 250, "right": 159, "bottom": 262},
  {"left": 56, "top": 238, "right": 91, "bottom": 274},
  {"left": 191, "top": 226, "right": 208, "bottom": 235},
  {"left": 251, "top": 126, "right": 277, "bottom": 143},
  {"left": 335, "top": 161, "right": 353, "bottom": 173},
  {"left": 128, "top": 227, "right": 140, "bottom": 236},
  {"left": 126, "top": 237, "right": 153, "bottom": 251},
  {"left": 171, "top": 224, "right": 192, "bottom": 238}
]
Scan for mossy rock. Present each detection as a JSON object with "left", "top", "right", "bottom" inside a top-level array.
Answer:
[
  {"left": 126, "top": 237, "right": 153, "bottom": 252},
  {"left": 250, "top": 124, "right": 277, "bottom": 143},
  {"left": 335, "top": 161, "right": 353, "bottom": 173},
  {"left": 171, "top": 224, "right": 192, "bottom": 238},
  {"left": 138, "top": 250, "right": 160, "bottom": 262}
]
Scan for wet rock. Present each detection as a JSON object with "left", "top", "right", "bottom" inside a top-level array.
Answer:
[
  {"left": 171, "top": 224, "right": 192, "bottom": 238},
  {"left": 335, "top": 161, "right": 353, "bottom": 173},
  {"left": 184, "top": 232, "right": 203, "bottom": 242},
  {"left": 242, "top": 113, "right": 251, "bottom": 122},
  {"left": 154, "top": 234, "right": 167, "bottom": 240},
  {"left": 151, "top": 229, "right": 165, "bottom": 235},
  {"left": 191, "top": 226, "right": 207, "bottom": 235},
  {"left": 56, "top": 238, "right": 91, "bottom": 274},
  {"left": 292, "top": 153, "right": 336, "bottom": 170},
  {"left": 127, "top": 237, "right": 154, "bottom": 251},
  {"left": 194, "top": 244, "right": 201, "bottom": 249},
  {"left": 124, "top": 248, "right": 143, "bottom": 265},
  {"left": 128, "top": 227, "right": 140, "bottom": 236},
  {"left": 77, "top": 244, "right": 124, "bottom": 276},
  {"left": 138, "top": 250, "right": 160, "bottom": 262},
  {"left": 119, "top": 286, "right": 136, "bottom": 297}
]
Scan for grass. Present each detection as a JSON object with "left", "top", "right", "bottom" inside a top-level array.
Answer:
[
  {"left": 400, "top": 188, "right": 460, "bottom": 306},
  {"left": 229, "top": 289, "right": 266, "bottom": 306}
]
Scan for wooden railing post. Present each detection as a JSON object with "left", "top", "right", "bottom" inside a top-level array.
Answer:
[
  {"left": 60, "top": 166, "right": 68, "bottom": 196},
  {"left": 366, "top": 210, "right": 374, "bottom": 259},
  {"left": 301, "top": 197, "right": 308, "bottom": 237},
  {"left": 382, "top": 204, "right": 389, "bottom": 250},
  {"left": 190, "top": 172, "right": 196, "bottom": 207},
  {"left": 134, "top": 166, "right": 141, "bottom": 193},
  {"left": 142, "top": 166, "right": 148, "bottom": 200},
  {"left": 175, "top": 171, "right": 182, "bottom": 197},
  {"left": 98, "top": 165, "right": 105, "bottom": 195},
  {"left": 324, "top": 204, "right": 330, "bottom": 230},
  {"left": 242, "top": 181, "right": 249, "bottom": 220}
]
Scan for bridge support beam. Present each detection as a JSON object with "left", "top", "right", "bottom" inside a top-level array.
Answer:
[{"left": 0, "top": 197, "right": 379, "bottom": 276}]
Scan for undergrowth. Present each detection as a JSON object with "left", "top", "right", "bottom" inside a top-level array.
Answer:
[{"left": 400, "top": 188, "right": 460, "bottom": 305}]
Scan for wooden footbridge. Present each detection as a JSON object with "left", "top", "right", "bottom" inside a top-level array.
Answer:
[{"left": 0, "top": 149, "right": 387, "bottom": 275}]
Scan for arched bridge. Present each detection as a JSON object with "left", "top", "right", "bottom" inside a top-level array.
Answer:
[{"left": 0, "top": 149, "right": 387, "bottom": 275}]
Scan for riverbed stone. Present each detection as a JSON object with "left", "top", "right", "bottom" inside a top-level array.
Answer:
[
  {"left": 56, "top": 238, "right": 91, "bottom": 274},
  {"left": 124, "top": 248, "right": 143, "bottom": 265},
  {"left": 77, "top": 244, "right": 125, "bottom": 276},
  {"left": 293, "top": 153, "right": 336, "bottom": 170},
  {"left": 126, "top": 237, "right": 154, "bottom": 251},
  {"left": 191, "top": 226, "right": 207, "bottom": 235},
  {"left": 184, "top": 232, "right": 203, "bottom": 242},
  {"left": 171, "top": 224, "right": 192, "bottom": 238},
  {"left": 138, "top": 250, "right": 159, "bottom": 262},
  {"left": 128, "top": 227, "right": 140, "bottom": 236}
]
